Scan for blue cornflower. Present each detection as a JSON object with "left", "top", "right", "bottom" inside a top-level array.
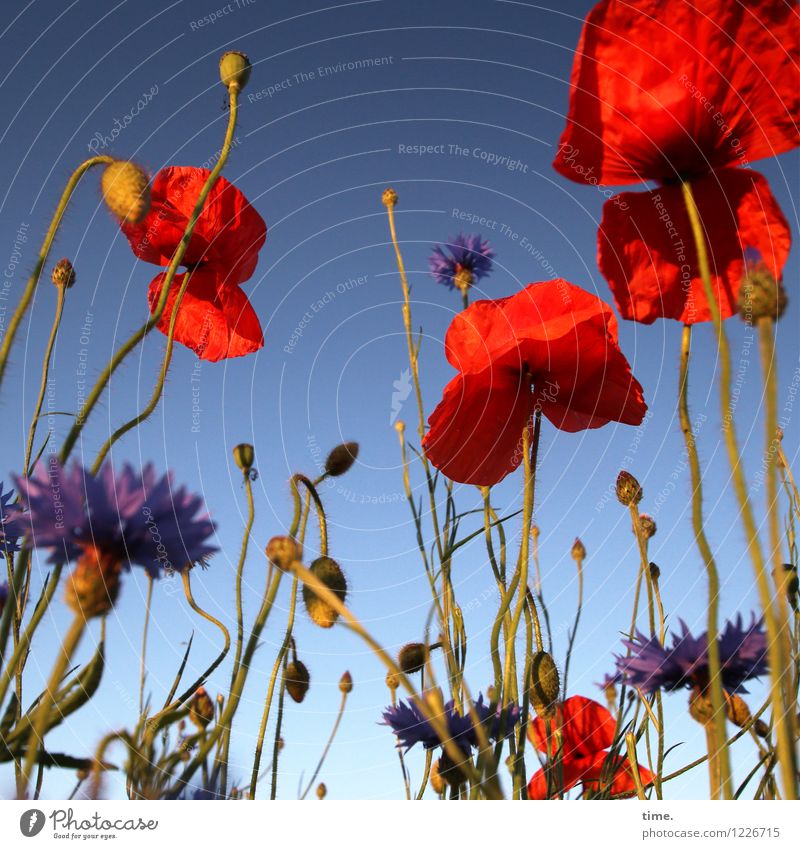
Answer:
[
  {"left": 381, "top": 692, "right": 518, "bottom": 752},
  {"left": 616, "top": 615, "right": 767, "bottom": 695},
  {"left": 14, "top": 460, "right": 216, "bottom": 577},
  {"left": 595, "top": 672, "right": 621, "bottom": 693},
  {"left": 428, "top": 233, "right": 494, "bottom": 292},
  {"left": 0, "top": 482, "right": 24, "bottom": 554}
]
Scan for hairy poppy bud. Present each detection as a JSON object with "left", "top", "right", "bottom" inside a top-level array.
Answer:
[
  {"left": 738, "top": 265, "right": 787, "bottom": 322},
  {"left": 398, "top": 642, "right": 428, "bottom": 675},
  {"left": 530, "top": 651, "right": 560, "bottom": 720},
  {"left": 571, "top": 538, "right": 586, "bottom": 561},
  {"left": 382, "top": 187, "right": 398, "bottom": 208},
  {"left": 285, "top": 659, "right": 310, "bottom": 703},
  {"left": 101, "top": 161, "right": 150, "bottom": 224},
  {"left": 219, "top": 51, "right": 251, "bottom": 92},
  {"left": 232, "top": 443, "right": 254, "bottom": 472},
  {"left": 316, "top": 782, "right": 327, "bottom": 800},
  {"left": 64, "top": 547, "right": 122, "bottom": 618},
  {"left": 324, "top": 442, "right": 359, "bottom": 477},
  {"left": 339, "top": 671, "right": 353, "bottom": 694},
  {"left": 266, "top": 536, "right": 302, "bottom": 572},
  {"left": 303, "top": 556, "right": 347, "bottom": 628},
  {"left": 616, "top": 471, "right": 643, "bottom": 506},
  {"left": 639, "top": 514, "right": 657, "bottom": 539},
  {"left": 52, "top": 258, "right": 76, "bottom": 289},
  {"left": 189, "top": 687, "right": 215, "bottom": 729}
]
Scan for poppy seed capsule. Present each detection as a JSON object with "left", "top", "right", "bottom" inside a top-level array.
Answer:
[
  {"left": 303, "top": 556, "right": 347, "bottom": 628},
  {"left": 530, "top": 651, "right": 560, "bottom": 719},
  {"left": 382, "top": 187, "right": 398, "bottom": 208},
  {"left": 219, "top": 51, "right": 251, "bottom": 91},
  {"left": 639, "top": 514, "right": 657, "bottom": 539},
  {"left": 284, "top": 660, "right": 310, "bottom": 703},
  {"left": 339, "top": 671, "right": 353, "bottom": 694},
  {"left": 64, "top": 548, "right": 123, "bottom": 619},
  {"left": 324, "top": 442, "right": 359, "bottom": 477},
  {"left": 189, "top": 687, "right": 215, "bottom": 729},
  {"left": 265, "top": 536, "right": 302, "bottom": 572},
  {"left": 616, "top": 470, "right": 643, "bottom": 506},
  {"left": 738, "top": 266, "right": 787, "bottom": 322},
  {"left": 232, "top": 443, "right": 254, "bottom": 472},
  {"left": 398, "top": 642, "right": 428, "bottom": 675},
  {"left": 101, "top": 161, "right": 150, "bottom": 224},
  {"left": 571, "top": 538, "right": 586, "bottom": 561},
  {"left": 52, "top": 258, "right": 76, "bottom": 289}
]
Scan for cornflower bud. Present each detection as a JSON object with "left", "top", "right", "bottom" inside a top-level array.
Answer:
[
  {"left": 189, "top": 687, "right": 215, "bottom": 729},
  {"left": 52, "top": 258, "right": 76, "bottom": 289},
  {"left": 571, "top": 538, "right": 586, "bottom": 561},
  {"left": 339, "top": 671, "right": 353, "bottom": 694},
  {"left": 316, "top": 782, "right": 327, "bottom": 800},
  {"left": 382, "top": 187, "right": 398, "bottom": 208},
  {"left": 639, "top": 514, "right": 657, "bottom": 539},
  {"left": 616, "top": 470, "right": 643, "bottom": 506}
]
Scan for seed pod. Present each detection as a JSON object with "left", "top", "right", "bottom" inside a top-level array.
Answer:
[
  {"left": 382, "top": 187, "right": 398, "bottom": 208},
  {"left": 232, "top": 443, "right": 254, "bottom": 472},
  {"left": 530, "top": 652, "right": 560, "bottom": 720},
  {"left": 64, "top": 548, "right": 122, "bottom": 618},
  {"left": 324, "top": 442, "right": 359, "bottom": 477},
  {"left": 52, "top": 258, "right": 76, "bottom": 289},
  {"left": 639, "top": 514, "right": 657, "bottom": 539},
  {"left": 284, "top": 660, "right": 310, "bottom": 703},
  {"left": 219, "top": 51, "right": 251, "bottom": 91},
  {"left": 189, "top": 687, "right": 215, "bottom": 729},
  {"left": 101, "top": 161, "right": 150, "bottom": 224},
  {"left": 571, "top": 538, "right": 586, "bottom": 561},
  {"left": 303, "top": 556, "right": 347, "bottom": 629},
  {"left": 265, "top": 536, "right": 302, "bottom": 572},
  {"left": 339, "top": 671, "right": 353, "bottom": 694},
  {"left": 616, "top": 471, "right": 643, "bottom": 506},
  {"left": 398, "top": 642, "right": 428, "bottom": 675}
]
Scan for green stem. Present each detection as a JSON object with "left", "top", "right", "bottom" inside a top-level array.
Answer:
[
  {"left": 0, "top": 156, "right": 113, "bottom": 393},
  {"left": 138, "top": 576, "right": 153, "bottom": 716},
  {"left": 681, "top": 179, "right": 796, "bottom": 799}
]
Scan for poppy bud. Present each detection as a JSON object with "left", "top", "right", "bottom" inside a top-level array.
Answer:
[
  {"left": 64, "top": 547, "right": 122, "bottom": 618},
  {"left": 101, "top": 161, "right": 150, "bottom": 224},
  {"left": 616, "top": 470, "right": 643, "bottom": 506},
  {"left": 303, "top": 556, "right": 347, "bottom": 629},
  {"left": 52, "top": 258, "right": 76, "bottom": 289},
  {"left": 738, "top": 265, "right": 787, "bottom": 322},
  {"left": 530, "top": 651, "right": 560, "bottom": 720},
  {"left": 429, "top": 759, "right": 445, "bottom": 795},
  {"left": 571, "top": 538, "right": 586, "bottom": 561},
  {"left": 339, "top": 671, "right": 353, "bottom": 694},
  {"left": 382, "top": 187, "right": 398, "bottom": 208},
  {"left": 316, "top": 782, "right": 327, "bottom": 800},
  {"left": 265, "top": 536, "right": 302, "bottom": 572},
  {"left": 189, "top": 687, "right": 215, "bottom": 729},
  {"left": 398, "top": 642, "right": 428, "bottom": 675},
  {"left": 324, "top": 442, "right": 359, "bottom": 477},
  {"left": 219, "top": 51, "right": 251, "bottom": 92},
  {"left": 639, "top": 514, "right": 657, "bottom": 539},
  {"left": 232, "top": 443, "right": 254, "bottom": 473},
  {"left": 725, "top": 693, "right": 751, "bottom": 728},
  {"left": 284, "top": 659, "right": 310, "bottom": 703}
]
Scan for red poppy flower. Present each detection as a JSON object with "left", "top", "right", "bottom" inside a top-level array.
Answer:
[
  {"left": 527, "top": 695, "right": 653, "bottom": 799},
  {"left": 121, "top": 166, "right": 267, "bottom": 361},
  {"left": 553, "top": 0, "right": 798, "bottom": 323},
  {"left": 421, "top": 281, "right": 647, "bottom": 486}
]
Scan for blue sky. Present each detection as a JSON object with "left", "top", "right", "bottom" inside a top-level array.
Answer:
[{"left": 0, "top": 0, "right": 798, "bottom": 799}]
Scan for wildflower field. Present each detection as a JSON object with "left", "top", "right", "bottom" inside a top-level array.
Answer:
[{"left": 0, "top": 0, "right": 798, "bottom": 813}]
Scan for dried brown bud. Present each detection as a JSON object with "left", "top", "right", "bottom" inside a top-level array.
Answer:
[
  {"left": 530, "top": 651, "right": 560, "bottom": 720},
  {"left": 725, "top": 694, "right": 752, "bottom": 729},
  {"left": 649, "top": 562, "right": 661, "bottom": 581},
  {"left": 189, "top": 687, "right": 215, "bottom": 729},
  {"left": 324, "top": 442, "right": 359, "bottom": 477},
  {"left": 339, "top": 671, "right": 353, "bottom": 694},
  {"left": 64, "top": 547, "right": 122, "bottom": 618},
  {"left": 219, "top": 51, "right": 251, "bottom": 91},
  {"left": 101, "top": 161, "right": 150, "bottom": 224},
  {"left": 398, "top": 642, "right": 428, "bottom": 675},
  {"left": 232, "top": 443, "right": 254, "bottom": 472},
  {"left": 303, "top": 556, "right": 347, "bottom": 629},
  {"left": 382, "top": 187, "right": 398, "bottom": 208},
  {"left": 52, "top": 258, "right": 76, "bottom": 289},
  {"left": 265, "top": 536, "right": 302, "bottom": 572},
  {"left": 284, "top": 660, "right": 310, "bottom": 703},
  {"left": 571, "top": 538, "right": 586, "bottom": 561},
  {"left": 616, "top": 471, "right": 643, "bottom": 506},
  {"left": 639, "top": 514, "right": 657, "bottom": 539}
]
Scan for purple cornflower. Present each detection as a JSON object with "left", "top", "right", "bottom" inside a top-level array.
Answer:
[
  {"left": 595, "top": 672, "right": 621, "bottom": 693},
  {"left": 381, "top": 692, "right": 518, "bottom": 752},
  {"left": 0, "top": 482, "right": 24, "bottom": 554},
  {"left": 616, "top": 615, "right": 768, "bottom": 695},
  {"left": 428, "top": 233, "right": 494, "bottom": 292},
  {"left": 14, "top": 461, "right": 216, "bottom": 577}
]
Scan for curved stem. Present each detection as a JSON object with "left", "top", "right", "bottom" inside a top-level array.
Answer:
[
  {"left": 59, "top": 91, "right": 239, "bottom": 463},
  {"left": 681, "top": 180, "right": 796, "bottom": 799},
  {"left": 562, "top": 551, "right": 584, "bottom": 699},
  {"left": 0, "top": 156, "right": 113, "bottom": 393},
  {"left": 138, "top": 575, "right": 154, "bottom": 716},
  {"left": 24, "top": 284, "right": 66, "bottom": 475},
  {"left": 230, "top": 469, "right": 255, "bottom": 688}
]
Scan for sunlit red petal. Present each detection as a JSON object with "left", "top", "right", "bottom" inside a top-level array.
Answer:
[
  {"left": 421, "top": 369, "right": 534, "bottom": 486},
  {"left": 123, "top": 166, "right": 266, "bottom": 284},
  {"left": 553, "top": 0, "right": 800, "bottom": 185},
  {"left": 527, "top": 756, "right": 593, "bottom": 800},
  {"left": 147, "top": 271, "right": 264, "bottom": 362},
  {"left": 529, "top": 696, "right": 617, "bottom": 760},
  {"left": 598, "top": 168, "right": 791, "bottom": 324},
  {"left": 581, "top": 752, "right": 654, "bottom": 797}
]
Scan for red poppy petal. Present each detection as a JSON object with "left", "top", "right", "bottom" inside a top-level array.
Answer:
[
  {"left": 531, "top": 696, "right": 618, "bottom": 761},
  {"left": 123, "top": 167, "right": 266, "bottom": 283},
  {"left": 581, "top": 752, "right": 654, "bottom": 798},
  {"left": 147, "top": 270, "right": 264, "bottom": 362},
  {"left": 599, "top": 168, "right": 791, "bottom": 324},
  {"left": 527, "top": 757, "right": 591, "bottom": 800},
  {"left": 554, "top": 0, "right": 800, "bottom": 185},
  {"left": 422, "top": 369, "right": 534, "bottom": 486}
]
